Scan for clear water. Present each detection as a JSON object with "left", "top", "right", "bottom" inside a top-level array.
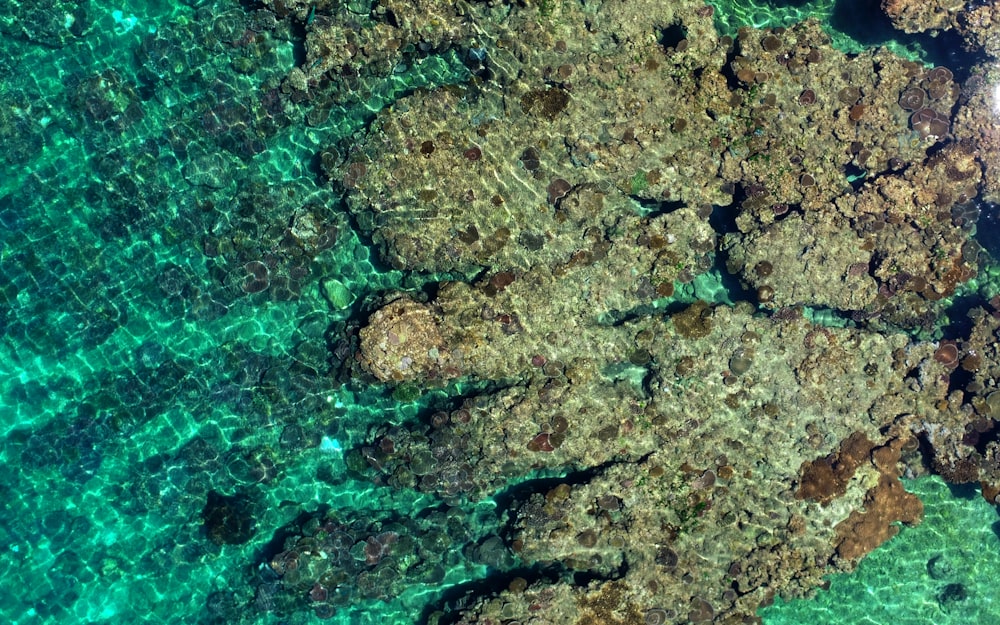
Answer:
[
  {"left": 761, "top": 476, "right": 1000, "bottom": 625},
  {"left": 0, "top": 1, "right": 475, "bottom": 622},
  {"left": 1, "top": 0, "right": 997, "bottom": 624}
]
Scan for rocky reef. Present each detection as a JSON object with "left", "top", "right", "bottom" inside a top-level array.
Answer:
[{"left": 238, "top": 0, "right": 1000, "bottom": 623}]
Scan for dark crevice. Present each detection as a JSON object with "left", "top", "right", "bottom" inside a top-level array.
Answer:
[
  {"left": 830, "top": 0, "right": 982, "bottom": 82},
  {"left": 598, "top": 300, "right": 688, "bottom": 327},
  {"left": 844, "top": 163, "right": 868, "bottom": 191},
  {"left": 254, "top": 504, "right": 332, "bottom": 569},
  {"left": 640, "top": 366, "right": 659, "bottom": 398},
  {"left": 943, "top": 481, "right": 980, "bottom": 501},
  {"left": 974, "top": 200, "right": 1000, "bottom": 260},
  {"left": 383, "top": 6, "right": 399, "bottom": 28},
  {"left": 633, "top": 197, "right": 685, "bottom": 218},
  {"left": 306, "top": 150, "right": 326, "bottom": 180},
  {"left": 421, "top": 460, "right": 648, "bottom": 623},
  {"left": 939, "top": 293, "right": 980, "bottom": 341},
  {"left": 773, "top": 203, "right": 804, "bottom": 223},
  {"left": 414, "top": 379, "right": 501, "bottom": 420},
  {"left": 461, "top": 46, "right": 496, "bottom": 82},
  {"left": 719, "top": 46, "right": 742, "bottom": 92},
  {"left": 288, "top": 18, "right": 308, "bottom": 68},
  {"left": 923, "top": 138, "right": 950, "bottom": 160},
  {"left": 417, "top": 279, "right": 445, "bottom": 303},
  {"left": 963, "top": 416, "right": 1000, "bottom": 456},
  {"left": 829, "top": 0, "right": 898, "bottom": 49},
  {"left": 708, "top": 200, "right": 740, "bottom": 237},
  {"left": 706, "top": 203, "right": 757, "bottom": 305},
  {"left": 659, "top": 23, "right": 688, "bottom": 52},
  {"left": 573, "top": 559, "right": 629, "bottom": 586},
  {"left": 493, "top": 455, "right": 654, "bottom": 514},
  {"left": 918, "top": 29, "right": 987, "bottom": 84},
  {"left": 914, "top": 430, "right": 938, "bottom": 473},
  {"left": 427, "top": 564, "right": 574, "bottom": 625},
  {"left": 946, "top": 364, "right": 975, "bottom": 397}
]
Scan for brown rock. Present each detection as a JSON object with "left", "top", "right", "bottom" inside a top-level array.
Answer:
[
  {"left": 981, "top": 481, "right": 1000, "bottom": 505},
  {"left": 358, "top": 296, "right": 452, "bottom": 382}
]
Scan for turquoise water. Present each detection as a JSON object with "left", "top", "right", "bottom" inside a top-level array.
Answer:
[
  {"left": 1, "top": 0, "right": 998, "bottom": 624},
  {"left": 0, "top": 0, "right": 479, "bottom": 623},
  {"left": 707, "top": 0, "right": 939, "bottom": 60},
  {"left": 761, "top": 476, "right": 1000, "bottom": 625}
]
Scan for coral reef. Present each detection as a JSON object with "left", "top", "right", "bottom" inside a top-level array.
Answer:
[
  {"left": 327, "top": 0, "right": 1000, "bottom": 621},
  {"left": 335, "top": 1, "right": 728, "bottom": 274},
  {"left": 350, "top": 299, "right": 935, "bottom": 621},
  {"left": 16, "top": 0, "right": 992, "bottom": 622},
  {"left": 831, "top": 435, "right": 924, "bottom": 561},
  {"left": 0, "top": 0, "right": 92, "bottom": 47},
  {"left": 255, "top": 506, "right": 491, "bottom": 619},
  {"left": 797, "top": 431, "right": 924, "bottom": 560},
  {"left": 959, "top": 3, "right": 1000, "bottom": 59},
  {"left": 881, "top": 0, "right": 963, "bottom": 34}
]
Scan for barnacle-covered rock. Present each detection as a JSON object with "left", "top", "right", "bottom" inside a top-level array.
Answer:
[{"left": 358, "top": 295, "right": 454, "bottom": 382}]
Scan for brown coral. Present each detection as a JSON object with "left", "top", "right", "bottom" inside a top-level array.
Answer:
[
  {"left": 796, "top": 432, "right": 875, "bottom": 504},
  {"left": 834, "top": 472, "right": 923, "bottom": 560},
  {"left": 670, "top": 301, "right": 713, "bottom": 339},
  {"left": 832, "top": 437, "right": 924, "bottom": 560}
]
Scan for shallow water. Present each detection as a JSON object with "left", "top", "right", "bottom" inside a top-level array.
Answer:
[{"left": 1, "top": 1, "right": 998, "bottom": 624}]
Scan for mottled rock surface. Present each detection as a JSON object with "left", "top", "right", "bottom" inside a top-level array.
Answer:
[{"left": 284, "top": 0, "right": 1000, "bottom": 622}]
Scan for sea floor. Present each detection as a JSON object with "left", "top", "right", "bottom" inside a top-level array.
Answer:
[{"left": 1, "top": 0, "right": 999, "bottom": 624}]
